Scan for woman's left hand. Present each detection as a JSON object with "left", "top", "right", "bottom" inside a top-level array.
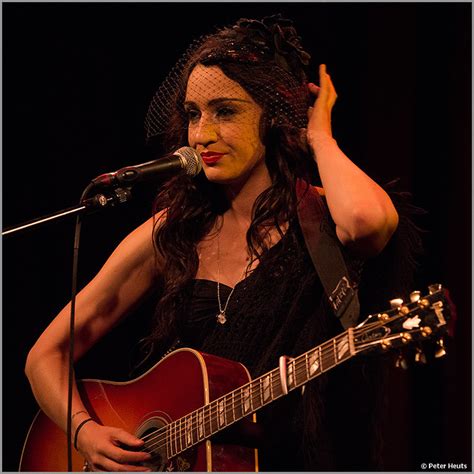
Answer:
[{"left": 306, "top": 64, "right": 338, "bottom": 145}]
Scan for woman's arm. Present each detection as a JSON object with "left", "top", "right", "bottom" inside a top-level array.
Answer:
[
  {"left": 307, "top": 64, "right": 399, "bottom": 258},
  {"left": 25, "top": 216, "right": 161, "bottom": 471}
]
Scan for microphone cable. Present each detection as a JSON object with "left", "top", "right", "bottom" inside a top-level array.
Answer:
[{"left": 66, "top": 181, "right": 94, "bottom": 471}]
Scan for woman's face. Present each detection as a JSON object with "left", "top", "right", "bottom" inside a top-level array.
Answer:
[{"left": 185, "top": 64, "right": 266, "bottom": 184}]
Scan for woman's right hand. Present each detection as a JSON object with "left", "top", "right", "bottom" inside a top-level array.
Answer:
[{"left": 75, "top": 421, "right": 152, "bottom": 472}]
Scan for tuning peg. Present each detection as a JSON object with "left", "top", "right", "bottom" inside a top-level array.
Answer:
[
  {"left": 381, "top": 339, "right": 392, "bottom": 350},
  {"left": 421, "top": 326, "right": 433, "bottom": 338},
  {"left": 435, "top": 338, "right": 447, "bottom": 358},
  {"left": 395, "top": 353, "right": 409, "bottom": 370},
  {"left": 415, "top": 346, "right": 427, "bottom": 364},
  {"left": 428, "top": 283, "right": 442, "bottom": 294},
  {"left": 410, "top": 291, "right": 421, "bottom": 303},
  {"left": 390, "top": 298, "right": 404, "bottom": 309}
]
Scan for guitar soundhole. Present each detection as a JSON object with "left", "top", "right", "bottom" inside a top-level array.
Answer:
[
  {"left": 136, "top": 417, "right": 169, "bottom": 471},
  {"left": 135, "top": 416, "right": 195, "bottom": 471}
]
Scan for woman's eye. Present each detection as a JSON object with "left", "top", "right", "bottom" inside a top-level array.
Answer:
[
  {"left": 216, "top": 107, "right": 235, "bottom": 118},
  {"left": 185, "top": 109, "right": 200, "bottom": 123}
]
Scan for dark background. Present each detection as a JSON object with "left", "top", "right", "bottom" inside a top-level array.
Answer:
[{"left": 3, "top": 2, "right": 471, "bottom": 471}]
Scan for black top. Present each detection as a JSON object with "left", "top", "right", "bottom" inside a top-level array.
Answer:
[
  {"left": 169, "top": 184, "right": 424, "bottom": 470},
  {"left": 175, "top": 220, "right": 370, "bottom": 470}
]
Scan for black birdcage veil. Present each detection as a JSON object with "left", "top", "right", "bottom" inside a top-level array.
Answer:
[{"left": 144, "top": 15, "right": 312, "bottom": 148}]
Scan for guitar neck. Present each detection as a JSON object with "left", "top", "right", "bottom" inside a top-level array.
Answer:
[{"left": 164, "top": 329, "right": 355, "bottom": 459}]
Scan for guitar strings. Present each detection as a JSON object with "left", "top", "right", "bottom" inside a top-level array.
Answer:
[
  {"left": 142, "top": 311, "right": 420, "bottom": 457},
  {"left": 138, "top": 329, "right": 362, "bottom": 458},
  {"left": 138, "top": 318, "right": 406, "bottom": 459},
  {"left": 139, "top": 319, "right": 403, "bottom": 458}
]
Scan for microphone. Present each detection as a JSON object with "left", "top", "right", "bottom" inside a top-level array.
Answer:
[{"left": 91, "top": 147, "right": 202, "bottom": 187}]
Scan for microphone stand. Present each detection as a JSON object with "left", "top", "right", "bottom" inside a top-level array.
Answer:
[
  {"left": 2, "top": 187, "right": 133, "bottom": 238},
  {"left": 4, "top": 185, "right": 133, "bottom": 471}
]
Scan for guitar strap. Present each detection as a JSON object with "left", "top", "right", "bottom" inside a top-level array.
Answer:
[{"left": 296, "top": 178, "right": 360, "bottom": 329}]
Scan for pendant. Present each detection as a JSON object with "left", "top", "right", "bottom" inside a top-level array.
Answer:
[{"left": 217, "top": 311, "right": 227, "bottom": 325}]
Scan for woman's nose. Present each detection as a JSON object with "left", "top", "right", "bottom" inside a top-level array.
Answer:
[{"left": 190, "top": 117, "right": 218, "bottom": 146}]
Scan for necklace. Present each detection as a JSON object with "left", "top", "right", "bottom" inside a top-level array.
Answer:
[{"left": 216, "top": 231, "right": 249, "bottom": 325}]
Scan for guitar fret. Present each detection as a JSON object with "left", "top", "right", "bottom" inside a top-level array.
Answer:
[
  {"left": 180, "top": 417, "right": 184, "bottom": 449},
  {"left": 225, "top": 394, "right": 235, "bottom": 424},
  {"left": 336, "top": 334, "right": 350, "bottom": 362},
  {"left": 225, "top": 395, "right": 230, "bottom": 425},
  {"left": 262, "top": 374, "right": 271, "bottom": 403},
  {"left": 295, "top": 358, "right": 304, "bottom": 386},
  {"left": 233, "top": 390, "right": 241, "bottom": 420},
  {"left": 182, "top": 417, "right": 186, "bottom": 449},
  {"left": 242, "top": 385, "right": 251, "bottom": 414},
  {"left": 207, "top": 404, "right": 212, "bottom": 438},
  {"left": 250, "top": 381, "right": 255, "bottom": 411},
  {"left": 270, "top": 371, "right": 276, "bottom": 399},
  {"left": 258, "top": 379, "right": 264, "bottom": 406},
  {"left": 216, "top": 401, "right": 220, "bottom": 432},
  {"left": 193, "top": 411, "right": 198, "bottom": 444},
  {"left": 252, "top": 380, "right": 261, "bottom": 410},
  {"left": 174, "top": 419, "right": 180, "bottom": 454},
  {"left": 231, "top": 391, "right": 236, "bottom": 423},
  {"left": 223, "top": 395, "right": 230, "bottom": 426},
  {"left": 182, "top": 418, "right": 186, "bottom": 451},
  {"left": 272, "top": 369, "right": 282, "bottom": 398},
  {"left": 318, "top": 346, "right": 323, "bottom": 372},
  {"left": 185, "top": 415, "right": 192, "bottom": 447},
  {"left": 305, "top": 352, "right": 310, "bottom": 381},
  {"left": 188, "top": 414, "right": 192, "bottom": 448},
  {"left": 166, "top": 425, "right": 172, "bottom": 459},
  {"left": 210, "top": 402, "right": 217, "bottom": 434},
  {"left": 198, "top": 409, "right": 204, "bottom": 440},
  {"left": 332, "top": 339, "right": 337, "bottom": 368},
  {"left": 169, "top": 422, "right": 174, "bottom": 457},
  {"left": 213, "top": 402, "right": 218, "bottom": 435},
  {"left": 178, "top": 418, "right": 183, "bottom": 453},
  {"left": 218, "top": 398, "right": 225, "bottom": 428},
  {"left": 173, "top": 421, "right": 178, "bottom": 457},
  {"left": 308, "top": 348, "right": 320, "bottom": 377}
]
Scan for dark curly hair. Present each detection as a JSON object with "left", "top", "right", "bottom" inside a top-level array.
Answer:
[{"left": 141, "top": 15, "right": 319, "bottom": 356}]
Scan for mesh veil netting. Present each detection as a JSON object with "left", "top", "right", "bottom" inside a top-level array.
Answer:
[{"left": 144, "top": 15, "right": 313, "bottom": 151}]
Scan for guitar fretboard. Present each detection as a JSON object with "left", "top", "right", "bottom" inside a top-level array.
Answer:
[{"left": 156, "top": 330, "right": 354, "bottom": 459}]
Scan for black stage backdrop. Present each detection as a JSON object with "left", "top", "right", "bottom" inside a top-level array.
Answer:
[{"left": 3, "top": 3, "right": 471, "bottom": 471}]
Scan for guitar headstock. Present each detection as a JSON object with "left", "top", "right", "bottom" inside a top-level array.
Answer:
[{"left": 353, "top": 284, "right": 453, "bottom": 363}]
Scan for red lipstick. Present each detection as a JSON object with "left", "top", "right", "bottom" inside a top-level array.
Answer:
[{"left": 201, "top": 152, "right": 225, "bottom": 165}]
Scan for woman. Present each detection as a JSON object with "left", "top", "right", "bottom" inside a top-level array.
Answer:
[{"left": 26, "top": 16, "right": 402, "bottom": 471}]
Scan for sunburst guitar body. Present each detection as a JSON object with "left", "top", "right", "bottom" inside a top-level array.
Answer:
[{"left": 20, "top": 348, "right": 258, "bottom": 472}]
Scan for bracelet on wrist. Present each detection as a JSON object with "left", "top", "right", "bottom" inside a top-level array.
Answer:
[
  {"left": 73, "top": 417, "right": 94, "bottom": 451},
  {"left": 71, "top": 410, "right": 88, "bottom": 420}
]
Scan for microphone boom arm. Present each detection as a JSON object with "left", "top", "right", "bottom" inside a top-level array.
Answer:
[{"left": 2, "top": 187, "right": 132, "bottom": 238}]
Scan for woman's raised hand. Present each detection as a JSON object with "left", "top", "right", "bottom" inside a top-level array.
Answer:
[{"left": 306, "top": 64, "right": 338, "bottom": 144}]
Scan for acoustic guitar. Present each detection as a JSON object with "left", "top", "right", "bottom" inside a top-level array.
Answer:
[{"left": 20, "top": 285, "right": 452, "bottom": 471}]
